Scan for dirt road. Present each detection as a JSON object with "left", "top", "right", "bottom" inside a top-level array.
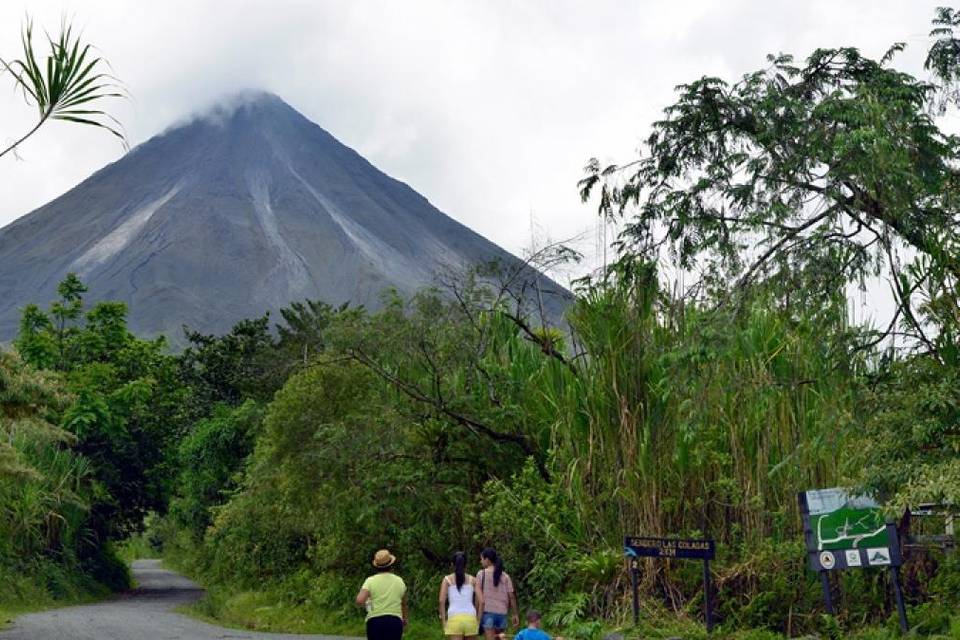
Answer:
[{"left": 0, "top": 559, "right": 359, "bottom": 640}]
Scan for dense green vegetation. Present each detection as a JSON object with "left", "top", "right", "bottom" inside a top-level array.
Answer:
[
  {"left": 148, "top": 276, "right": 956, "bottom": 639},
  {"left": 0, "top": 17, "right": 130, "bottom": 616},
  {"left": 149, "top": 9, "right": 960, "bottom": 637},
  {"left": 0, "top": 351, "right": 118, "bottom": 624},
  {"left": 2, "top": 7, "right": 960, "bottom": 640}
]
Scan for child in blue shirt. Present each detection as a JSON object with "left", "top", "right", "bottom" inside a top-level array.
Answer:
[{"left": 513, "top": 609, "right": 553, "bottom": 640}]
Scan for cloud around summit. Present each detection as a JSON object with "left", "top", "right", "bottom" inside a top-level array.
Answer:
[{"left": 0, "top": 0, "right": 950, "bottom": 286}]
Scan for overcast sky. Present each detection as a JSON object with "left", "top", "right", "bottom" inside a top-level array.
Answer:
[{"left": 0, "top": 0, "right": 950, "bottom": 297}]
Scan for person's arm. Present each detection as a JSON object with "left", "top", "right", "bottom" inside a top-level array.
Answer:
[
  {"left": 509, "top": 589, "right": 520, "bottom": 629},
  {"left": 438, "top": 577, "right": 448, "bottom": 627},
  {"left": 402, "top": 592, "right": 409, "bottom": 627},
  {"left": 355, "top": 588, "right": 370, "bottom": 607},
  {"left": 474, "top": 577, "right": 484, "bottom": 620}
]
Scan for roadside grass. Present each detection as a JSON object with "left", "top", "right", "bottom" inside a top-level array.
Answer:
[
  {"left": 174, "top": 592, "right": 960, "bottom": 640},
  {"left": 176, "top": 582, "right": 440, "bottom": 638},
  {"left": 0, "top": 564, "right": 112, "bottom": 630},
  {"left": 179, "top": 584, "right": 365, "bottom": 636}
]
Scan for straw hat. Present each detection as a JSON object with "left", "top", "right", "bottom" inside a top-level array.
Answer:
[{"left": 372, "top": 549, "right": 396, "bottom": 568}]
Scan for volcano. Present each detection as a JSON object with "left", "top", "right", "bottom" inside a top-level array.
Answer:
[{"left": 0, "top": 91, "right": 564, "bottom": 344}]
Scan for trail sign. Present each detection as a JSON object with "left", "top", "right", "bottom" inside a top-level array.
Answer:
[
  {"left": 624, "top": 536, "right": 715, "bottom": 560},
  {"left": 799, "top": 488, "right": 908, "bottom": 633},
  {"left": 624, "top": 536, "right": 715, "bottom": 632}
]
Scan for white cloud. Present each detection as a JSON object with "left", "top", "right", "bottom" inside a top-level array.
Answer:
[{"left": 0, "top": 0, "right": 950, "bottom": 301}]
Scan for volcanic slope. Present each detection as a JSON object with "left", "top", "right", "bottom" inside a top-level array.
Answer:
[{"left": 0, "top": 92, "right": 565, "bottom": 343}]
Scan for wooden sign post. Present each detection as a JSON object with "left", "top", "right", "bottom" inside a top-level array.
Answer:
[{"left": 624, "top": 536, "right": 716, "bottom": 632}]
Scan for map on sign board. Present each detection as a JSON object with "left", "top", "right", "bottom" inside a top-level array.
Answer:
[
  {"left": 799, "top": 487, "right": 902, "bottom": 571},
  {"left": 805, "top": 488, "right": 890, "bottom": 551}
]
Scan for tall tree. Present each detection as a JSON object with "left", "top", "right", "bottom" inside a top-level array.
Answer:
[
  {"left": 178, "top": 315, "right": 278, "bottom": 411},
  {"left": 16, "top": 275, "right": 185, "bottom": 538},
  {"left": 579, "top": 8, "right": 960, "bottom": 353}
]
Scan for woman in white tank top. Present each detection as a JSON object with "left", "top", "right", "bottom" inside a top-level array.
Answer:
[{"left": 439, "top": 551, "right": 484, "bottom": 639}]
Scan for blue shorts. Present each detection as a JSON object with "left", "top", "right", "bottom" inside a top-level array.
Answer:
[{"left": 480, "top": 612, "right": 507, "bottom": 631}]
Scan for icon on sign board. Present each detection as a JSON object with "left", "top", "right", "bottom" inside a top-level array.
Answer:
[
  {"left": 819, "top": 550, "right": 836, "bottom": 570},
  {"left": 845, "top": 549, "right": 861, "bottom": 567},
  {"left": 867, "top": 548, "right": 891, "bottom": 565}
]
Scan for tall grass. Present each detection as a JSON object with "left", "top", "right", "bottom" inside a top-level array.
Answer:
[
  {"left": 542, "top": 275, "right": 857, "bottom": 550},
  {"left": 466, "top": 272, "right": 869, "bottom": 631},
  {"left": 0, "top": 352, "right": 119, "bottom": 606}
]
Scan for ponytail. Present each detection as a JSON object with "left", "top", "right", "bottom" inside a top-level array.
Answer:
[
  {"left": 453, "top": 551, "right": 466, "bottom": 592},
  {"left": 481, "top": 547, "right": 504, "bottom": 588}
]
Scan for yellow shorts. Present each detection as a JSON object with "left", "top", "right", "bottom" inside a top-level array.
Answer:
[{"left": 445, "top": 613, "right": 479, "bottom": 636}]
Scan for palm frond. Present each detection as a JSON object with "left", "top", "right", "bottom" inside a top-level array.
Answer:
[{"left": 1, "top": 17, "right": 127, "bottom": 159}]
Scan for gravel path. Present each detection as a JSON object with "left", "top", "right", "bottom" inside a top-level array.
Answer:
[{"left": 0, "top": 559, "right": 360, "bottom": 640}]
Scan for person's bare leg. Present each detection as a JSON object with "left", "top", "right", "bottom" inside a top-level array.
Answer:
[{"left": 484, "top": 627, "right": 496, "bottom": 640}]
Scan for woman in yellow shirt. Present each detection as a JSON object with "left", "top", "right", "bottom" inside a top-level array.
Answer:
[{"left": 356, "top": 549, "right": 409, "bottom": 639}]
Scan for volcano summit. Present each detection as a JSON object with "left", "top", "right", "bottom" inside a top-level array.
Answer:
[{"left": 0, "top": 92, "right": 561, "bottom": 343}]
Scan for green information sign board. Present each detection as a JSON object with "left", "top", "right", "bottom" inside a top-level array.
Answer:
[
  {"left": 800, "top": 488, "right": 901, "bottom": 571},
  {"left": 799, "top": 488, "right": 908, "bottom": 633}
]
